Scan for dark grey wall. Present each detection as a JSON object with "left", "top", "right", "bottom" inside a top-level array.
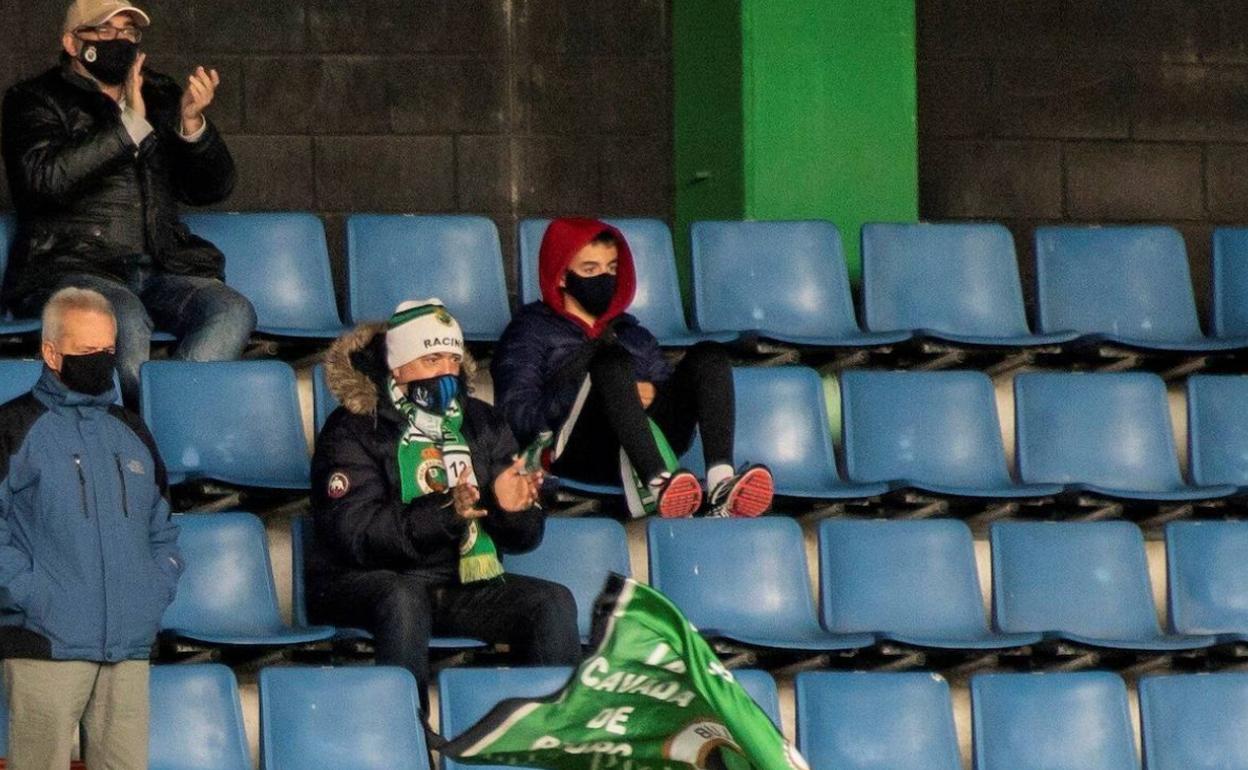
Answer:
[
  {"left": 917, "top": 0, "right": 1248, "bottom": 318},
  {"left": 0, "top": 0, "right": 672, "bottom": 302}
]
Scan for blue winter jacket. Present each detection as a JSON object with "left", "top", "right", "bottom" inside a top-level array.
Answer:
[
  {"left": 0, "top": 367, "right": 181, "bottom": 662},
  {"left": 492, "top": 301, "right": 672, "bottom": 445}
]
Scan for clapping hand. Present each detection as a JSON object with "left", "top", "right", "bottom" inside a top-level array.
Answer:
[
  {"left": 180, "top": 66, "right": 219, "bottom": 135},
  {"left": 494, "top": 457, "right": 544, "bottom": 513},
  {"left": 452, "top": 482, "right": 487, "bottom": 520}
]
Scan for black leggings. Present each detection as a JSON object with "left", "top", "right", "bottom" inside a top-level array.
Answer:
[{"left": 552, "top": 342, "right": 734, "bottom": 485}]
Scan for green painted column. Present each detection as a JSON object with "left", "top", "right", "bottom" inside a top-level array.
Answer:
[{"left": 674, "top": 0, "right": 918, "bottom": 285}]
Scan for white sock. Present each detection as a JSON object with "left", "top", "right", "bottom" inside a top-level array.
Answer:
[{"left": 706, "top": 463, "right": 733, "bottom": 492}]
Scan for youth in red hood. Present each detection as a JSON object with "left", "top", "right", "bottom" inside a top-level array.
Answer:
[{"left": 538, "top": 217, "right": 637, "bottom": 339}]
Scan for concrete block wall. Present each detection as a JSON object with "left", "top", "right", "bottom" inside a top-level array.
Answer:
[{"left": 918, "top": 0, "right": 1248, "bottom": 321}]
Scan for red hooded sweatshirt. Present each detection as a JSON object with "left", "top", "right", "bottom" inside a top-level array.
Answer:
[{"left": 538, "top": 217, "right": 638, "bottom": 339}]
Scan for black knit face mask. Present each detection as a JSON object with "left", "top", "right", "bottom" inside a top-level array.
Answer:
[
  {"left": 563, "top": 272, "right": 616, "bottom": 317},
  {"left": 78, "top": 39, "right": 138, "bottom": 86},
  {"left": 58, "top": 351, "right": 116, "bottom": 396}
]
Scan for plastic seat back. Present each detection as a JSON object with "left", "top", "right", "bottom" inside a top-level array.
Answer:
[
  {"left": 1186, "top": 375, "right": 1248, "bottom": 488},
  {"left": 818, "top": 519, "right": 994, "bottom": 641},
  {"left": 182, "top": 213, "right": 342, "bottom": 336},
  {"left": 796, "top": 671, "right": 961, "bottom": 770},
  {"left": 312, "top": 363, "right": 339, "bottom": 436},
  {"left": 1035, "top": 225, "right": 1203, "bottom": 342},
  {"left": 841, "top": 370, "right": 1015, "bottom": 490},
  {"left": 690, "top": 220, "right": 862, "bottom": 339},
  {"left": 1139, "top": 673, "right": 1248, "bottom": 770},
  {"left": 149, "top": 664, "right": 251, "bottom": 770},
  {"left": 991, "top": 521, "right": 1164, "bottom": 642},
  {"left": 503, "top": 517, "right": 631, "bottom": 641},
  {"left": 647, "top": 517, "right": 824, "bottom": 641},
  {"left": 1166, "top": 521, "right": 1248, "bottom": 636},
  {"left": 162, "top": 513, "right": 289, "bottom": 640},
  {"left": 0, "top": 359, "right": 44, "bottom": 405},
  {"left": 140, "top": 360, "right": 309, "bottom": 488},
  {"left": 861, "top": 222, "right": 1032, "bottom": 338},
  {"left": 971, "top": 672, "right": 1137, "bottom": 770},
  {"left": 733, "top": 367, "right": 858, "bottom": 497},
  {"left": 1212, "top": 228, "right": 1248, "bottom": 338},
  {"left": 260, "top": 666, "right": 429, "bottom": 770},
  {"left": 1014, "top": 372, "right": 1185, "bottom": 493},
  {"left": 346, "top": 214, "right": 510, "bottom": 340}
]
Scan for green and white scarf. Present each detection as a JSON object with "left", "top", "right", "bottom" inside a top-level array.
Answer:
[{"left": 390, "top": 377, "right": 503, "bottom": 583}]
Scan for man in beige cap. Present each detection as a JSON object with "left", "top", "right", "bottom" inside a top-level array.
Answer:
[{"left": 1, "top": 0, "right": 255, "bottom": 409}]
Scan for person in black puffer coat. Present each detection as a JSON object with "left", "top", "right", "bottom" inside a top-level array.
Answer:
[
  {"left": 307, "top": 299, "right": 580, "bottom": 698},
  {"left": 1, "top": 0, "right": 255, "bottom": 406}
]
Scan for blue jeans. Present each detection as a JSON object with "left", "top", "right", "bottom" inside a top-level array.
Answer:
[{"left": 56, "top": 271, "right": 257, "bottom": 407}]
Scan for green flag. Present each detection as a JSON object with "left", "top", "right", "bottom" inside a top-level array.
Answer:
[{"left": 440, "top": 575, "right": 810, "bottom": 770}]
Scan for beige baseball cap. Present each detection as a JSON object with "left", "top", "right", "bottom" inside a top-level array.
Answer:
[{"left": 63, "top": 0, "right": 151, "bottom": 34}]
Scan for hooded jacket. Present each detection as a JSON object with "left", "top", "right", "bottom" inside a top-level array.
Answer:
[
  {"left": 2, "top": 61, "right": 236, "bottom": 314},
  {"left": 308, "top": 324, "right": 546, "bottom": 584},
  {"left": 492, "top": 218, "right": 672, "bottom": 445},
  {"left": 0, "top": 367, "right": 181, "bottom": 662}
]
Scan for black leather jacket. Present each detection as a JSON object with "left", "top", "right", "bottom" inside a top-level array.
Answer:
[{"left": 1, "top": 61, "right": 235, "bottom": 314}]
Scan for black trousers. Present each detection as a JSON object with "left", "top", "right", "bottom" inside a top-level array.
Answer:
[
  {"left": 552, "top": 341, "right": 735, "bottom": 485},
  {"left": 308, "top": 570, "right": 581, "bottom": 694}
]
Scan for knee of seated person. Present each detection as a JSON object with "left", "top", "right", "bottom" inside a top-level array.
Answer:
[
  {"left": 532, "top": 582, "right": 578, "bottom": 628},
  {"left": 217, "top": 291, "right": 257, "bottom": 332},
  {"left": 371, "top": 580, "right": 433, "bottom": 629},
  {"left": 683, "top": 341, "right": 730, "bottom": 370},
  {"left": 588, "top": 343, "right": 634, "bottom": 373}
]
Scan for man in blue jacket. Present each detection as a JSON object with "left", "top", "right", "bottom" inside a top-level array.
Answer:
[{"left": 0, "top": 287, "right": 181, "bottom": 770}]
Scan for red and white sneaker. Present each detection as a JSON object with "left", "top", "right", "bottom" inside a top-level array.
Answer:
[
  {"left": 653, "top": 470, "right": 704, "bottom": 518},
  {"left": 705, "top": 465, "right": 774, "bottom": 518}
]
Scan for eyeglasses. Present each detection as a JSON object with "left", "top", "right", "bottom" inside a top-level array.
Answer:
[{"left": 75, "top": 24, "right": 142, "bottom": 43}]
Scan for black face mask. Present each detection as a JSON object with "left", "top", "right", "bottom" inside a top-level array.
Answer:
[
  {"left": 564, "top": 272, "right": 617, "bottom": 317},
  {"left": 59, "top": 351, "right": 116, "bottom": 396},
  {"left": 78, "top": 39, "right": 139, "bottom": 86},
  {"left": 406, "top": 374, "right": 459, "bottom": 415}
]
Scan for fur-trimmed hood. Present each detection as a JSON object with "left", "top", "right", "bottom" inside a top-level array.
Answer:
[{"left": 323, "top": 322, "right": 477, "bottom": 419}]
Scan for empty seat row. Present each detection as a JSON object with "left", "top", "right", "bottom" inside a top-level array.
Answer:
[
  {"left": 8, "top": 214, "right": 1243, "bottom": 354},
  {"left": 25, "top": 663, "right": 1243, "bottom": 770},
  {"left": 651, "top": 517, "right": 1232, "bottom": 653},
  {"left": 171, "top": 511, "right": 1248, "bottom": 656}
]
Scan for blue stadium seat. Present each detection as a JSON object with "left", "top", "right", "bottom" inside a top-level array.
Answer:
[
  {"left": 818, "top": 520, "right": 1041, "bottom": 649},
  {"left": 1165, "top": 520, "right": 1248, "bottom": 641},
  {"left": 259, "top": 666, "right": 429, "bottom": 770},
  {"left": 1034, "top": 225, "right": 1245, "bottom": 351},
  {"left": 796, "top": 671, "right": 961, "bottom": 770},
  {"left": 140, "top": 360, "right": 310, "bottom": 488},
  {"left": 0, "top": 359, "right": 46, "bottom": 405},
  {"left": 990, "top": 521, "right": 1215, "bottom": 650},
  {"left": 690, "top": 220, "right": 909, "bottom": 347},
  {"left": 311, "top": 363, "right": 337, "bottom": 436},
  {"left": 556, "top": 367, "right": 885, "bottom": 502},
  {"left": 1186, "top": 375, "right": 1248, "bottom": 490},
  {"left": 182, "top": 212, "right": 345, "bottom": 338},
  {"left": 439, "top": 666, "right": 781, "bottom": 766},
  {"left": 734, "top": 367, "right": 887, "bottom": 499},
  {"left": 1212, "top": 227, "right": 1248, "bottom": 340},
  {"left": 1139, "top": 673, "right": 1248, "bottom": 770},
  {"left": 971, "top": 672, "right": 1137, "bottom": 770},
  {"left": 346, "top": 214, "right": 511, "bottom": 340},
  {"left": 149, "top": 664, "right": 251, "bottom": 770},
  {"left": 1014, "top": 372, "right": 1234, "bottom": 501},
  {"left": 861, "top": 222, "right": 1075, "bottom": 346},
  {"left": 518, "top": 218, "right": 731, "bottom": 346},
  {"left": 647, "top": 518, "right": 874, "bottom": 651},
  {"left": 840, "top": 370, "right": 1060, "bottom": 498},
  {"left": 0, "top": 215, "right": 40, "bottom": 336},
  {"left": 162, "top": 513, "right": 335, "bottom": 646},
  {"left": 288, "top": 515, "right": 484, "bottom": 649},
  {"left": 503, "top": 517, "right": 630, "bottom": 642}
]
